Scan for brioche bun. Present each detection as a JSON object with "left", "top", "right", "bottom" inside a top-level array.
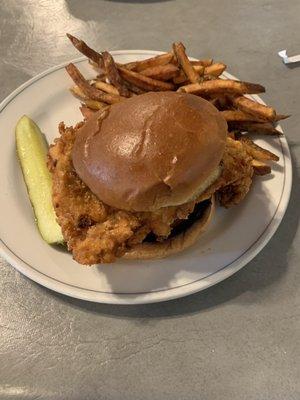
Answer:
[{"left": 72, "top": 91, "right": 227, "bottom": 212}]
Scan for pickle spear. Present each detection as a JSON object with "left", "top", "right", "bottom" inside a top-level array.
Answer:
[{"left": 16, "top": 115, "right": 64, "bottom": 244}]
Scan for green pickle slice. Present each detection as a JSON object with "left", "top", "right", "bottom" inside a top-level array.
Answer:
[{"left": 16, "top": 115, "right": 64, "bottom": 244}]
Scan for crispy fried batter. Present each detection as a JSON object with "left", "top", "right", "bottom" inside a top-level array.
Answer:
[
  {"left": 191, "top": 137, "right": 254, "bottom": 207},
  {"left": 48, "top": 126, "right": 254, "bottom": 264},
  {"left": 48, "top": 123, "right": 141, "bottom": 264}
]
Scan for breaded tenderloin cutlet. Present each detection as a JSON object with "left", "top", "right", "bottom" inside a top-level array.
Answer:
[{"left": 48, "top": 124, "right": 253, "bottom": 265}]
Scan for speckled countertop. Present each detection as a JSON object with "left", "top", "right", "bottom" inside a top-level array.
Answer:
[{"left": 0, "top": 1, "right": 299, "bottom": 399}]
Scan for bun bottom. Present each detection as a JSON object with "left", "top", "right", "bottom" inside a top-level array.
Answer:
[{"left": 123, "top": 196, "right": 214, "bottom": 260}]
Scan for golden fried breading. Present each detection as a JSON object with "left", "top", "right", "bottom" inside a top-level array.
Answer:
[
  {"left": 192, "top": 137, "right": 254, "bottom": 207},
  {"left": 48, "top": 123, "right": 141, "bottom": 264},
  {"left": 48, "top": 126, "right": 253, "bottom": 265}
]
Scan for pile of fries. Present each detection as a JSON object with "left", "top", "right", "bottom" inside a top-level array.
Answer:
[{"left": 65, "top": 34, "right": 288, "bottom": 176}]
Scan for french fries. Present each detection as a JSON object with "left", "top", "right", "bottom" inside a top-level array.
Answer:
[
  {"left": 227, "top": 121, "right": 282, "bottom": 135},
  {"left": 140, "top": 64, "right": 179, "bottom": 80},
  {"left": 274, "top": 114, "right": 290, "bottom": 121},
  {"left": 65, "top": 36, "right": 288, "bottom": 180},
  {"left": 173, "top": 65, "right": 205, "bottom": 84},
  {"left": 191, "top": 59, "right": 213, "bottom": 67},
  {"left": 123, "top": 81, "right": 146, "bottom": 95},
  {"left": 204, "top": 63, "right": 227, "bottom": 77},
  {"left": 251, "top": 159, "right": 272, "bottom": 176},
  {"left": 67, "top": 33, "right": 104, "bottom": 69},
  {"left": 122, "top": 52, "right": 174, "bottom": 72},
  {"left": 118, "top": 66, "right": 175, "bottom": 91},
  {"left": 102, "top": 51, "right": 130, "bottom": 97},
  {"left": 65, "top": 63, "right": 123, "bottom": 104},
  {"left": 173, "top": 42, "right": 201, "bottom": 83},
  {"left": 221, "top": 110, "right": 265, "bottom": 122},
  {"left": 93, "top": 80, "right": 120, "bottom": 95},
  {"left": 173, "top": 63, "right": 225, "bottom": 85},
  {"left": 70, "top": 85, "right": 88, "bottom": 100},
  {"left": 84, "top": 99, "right": 108, "bottom": 110},
  {"left": 232, "top": 96, "right": 276, "bottom": 121},
  {"left": 239, "top": 137, "right": 279, "bottom": 161},
  {"left": 178, "top": 79, "right": 265, "bottom": 96}
]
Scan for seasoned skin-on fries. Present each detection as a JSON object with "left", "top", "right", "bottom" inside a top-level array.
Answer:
[
  {"left": 274, "top": 114, "right": 290, "bottom": 121},
  {"left": 65, "top": 63, "right": 123, "bottom": 104},
  {"left": 173, "top": 63, "right": 224, "bottom": 85},
  {"left": 178, "top": 79, "right": 265, "bottom": 96},
  {"left": 122, "top": 52, "right": 174, "bottom": 72},
  {"left": 67, "top": 33, "right": 104, "bottom": 69},
  {"left": 102, "top": 51, "right": 130, "bottom": 97},
  {"left": 84, "top": 99, "right": 108, "bottom": 110},
  {"left": 232, "top": 96, "right": 276, "bottom": 121},
  {"left": 221, "top": 110, "right": 265, "bottom": 122},
  {"left": 204, "top": 63, "right": 227, "bottom": 77},
  {"left": 191, "top": 59, "right": 213, "bottom": 67},
  {"left": 70, "top": 85, "right": 88, "bottom": 100},
  {"left": 93, "top": 80, "right": 120, "bottom": 95},
  {"left": 118, "top": 66, "right": 175, "bottom": 91},
  {"left": 173, "top": 42, "right": 201, "bottom": 83},
  {"left": 228, "top": 121, "right": 282, "bottom": 135},
  {"left": 251, "top": 159, "right": 272, "bottom": 176},
  {"left": 123, "top": 81, "right": 146, "bottom": 95},
  {"left": 65, "top": 35, "right": 288, "bottom": 180},
  {"left": 140, "top": 64, "right": 179, "bottom": 80},
  {"left": 239, "top": 137, "right": 279, "bottom": 161},
  {"left": 173, "top": 66, "right": 205, "bottom": 85}
]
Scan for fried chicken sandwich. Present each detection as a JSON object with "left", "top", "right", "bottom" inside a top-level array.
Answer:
[{"left": 48, "top": 91, "right": 254, "bottom": 265}]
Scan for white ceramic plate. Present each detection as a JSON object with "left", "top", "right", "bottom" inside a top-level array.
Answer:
[{"left": 0, "top": 50, "right": 292, "bottom": 304}]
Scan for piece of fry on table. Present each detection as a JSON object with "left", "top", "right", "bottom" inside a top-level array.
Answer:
[
  {"left": 65, "top": 63, "right": 123, "bottom": 104},
  {"left": 172, "top": 42, "right": 201, "bottom": 83},
  {"left": 102, "top": 51, "right": 130, "bottom": 97},
  {"left": 140, "top": 64, "right": 179, "bottom": 80},
  {"left": 118, "top": 66, "right": 175, "bottom": 91},
  {"left": 221, "top": 110, "right": 265, "bottom": 122},
  {"left": 228, "top": 121, "right": 282, "bottom": 135},
  {"left": 251, "top": 159, "right": 272, "bottom": 175},
  {"left": 122, "top": 52, "right": 174, "bottom": 72},
  {"left": 178, "top": 79, "right": 265, "bottom": 96},
  {"left": 232, "top": 96, "right": 276, "bottom": 121},
  {"left": 239, "top": 137, "right": 279, "bottom": 161},
  {"left": 93, "top": 80, "right": 119, "bottom": 95},
  {"left": 67, "top": 33, "right": 104, "bottom": 69},
  {"left": 191, "top": 59, "right": 213, "bottom": 67}
]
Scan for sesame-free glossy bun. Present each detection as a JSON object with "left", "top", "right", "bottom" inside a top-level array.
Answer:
[{"left": 72, "top": 91, "right": 227, "bottom": 211}]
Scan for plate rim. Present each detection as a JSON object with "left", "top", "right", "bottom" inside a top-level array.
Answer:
[{"left": 0, "top": 50, "right": 293, "bottom": 304}]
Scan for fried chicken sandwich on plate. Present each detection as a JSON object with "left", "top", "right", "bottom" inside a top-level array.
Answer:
[{"left": 48, "top": 91, "right": 253, "bottom": 265}]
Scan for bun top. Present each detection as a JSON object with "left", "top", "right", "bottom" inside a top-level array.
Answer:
[{"left": 72, "top": 91, "right": 227, "bottom": 212}]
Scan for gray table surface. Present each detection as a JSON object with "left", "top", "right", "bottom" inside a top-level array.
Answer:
[{"left": 0, "top": 0, "right": 299, "bottom": 399}]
